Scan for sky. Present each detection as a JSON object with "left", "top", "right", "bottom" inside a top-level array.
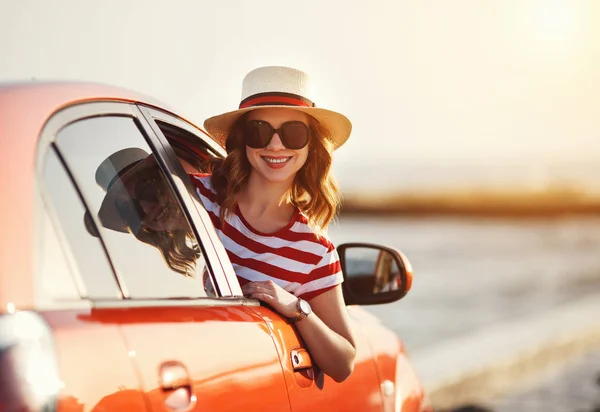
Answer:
[{"left": 1, "top": 0, "right": 599, "bottom": 193}]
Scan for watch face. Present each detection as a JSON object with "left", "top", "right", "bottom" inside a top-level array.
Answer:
[{"left": 299, "top": 299, "right": 312, "bottom": 315}]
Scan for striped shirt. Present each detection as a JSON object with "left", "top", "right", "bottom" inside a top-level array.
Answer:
[{"left": 190, "top": 173, "right": 343, "bottom": 300}]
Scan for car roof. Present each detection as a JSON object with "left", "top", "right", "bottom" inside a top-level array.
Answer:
[
  {"left": 0, "top": 79, "right": 183, "bottom": 123},
  {"left": 0, "top": 81, "right": 208, "bottom": 309},
  {"left": 0, "top": 79, "right": 207, "bottom": 152}
]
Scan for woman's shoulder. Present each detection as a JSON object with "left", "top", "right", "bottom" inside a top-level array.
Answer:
[
  {"left": 290, "top": 212, "right": 336, "bottom": 251},
  {"left": 188, "top": 173, "right": 219, "bottom": 203},
  {"left": 189, "top": 172, "right": 212, "bottom": 181}
]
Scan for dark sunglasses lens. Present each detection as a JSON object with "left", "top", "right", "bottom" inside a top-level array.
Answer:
[
  {"left": 280, "top": 122, "right": 310, "bottom": 149},
  {"left": 116, "top": 199, "right": 144, "bottom": 227},
  {"left": 135, "top": 176, "right": 160, "bottom": 202},
  {"left": 244, "top": 121, "right": 272, "bottom": 148}
]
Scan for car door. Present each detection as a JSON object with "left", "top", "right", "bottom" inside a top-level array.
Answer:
[
  {"left": 138, "top": 108, "right": 385, "bottom": 412},
  {"left": 250, "top": 307, "right": 385, "bottom": 412},
  {"left": 51, "top": 101, "right": 291, "bottom": 412}
]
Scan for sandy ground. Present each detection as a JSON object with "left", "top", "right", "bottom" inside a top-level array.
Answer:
[{"left": 492, "top": 345, "right": 600, "bottom": 412}]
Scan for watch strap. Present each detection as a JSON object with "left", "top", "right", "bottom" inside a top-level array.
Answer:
[
  {"left": 289, "top": 298, "right": 309, "bottom": 323},
  {"left": 289, "top": 312, "right": 308, "bottom": 323}
]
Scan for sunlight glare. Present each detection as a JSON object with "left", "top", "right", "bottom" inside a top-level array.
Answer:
[
  {"left": 7, "top": 302, "right": 16, "bottom": 314},
  {"left": 532, "top": 0, "right": 580, "bottom": 47}
]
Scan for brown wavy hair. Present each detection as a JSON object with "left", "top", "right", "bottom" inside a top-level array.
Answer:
[
  {"left": 118, "top": 168, "right": 201, "bottom": 277},
  {"left": 206, "top": 112, "right": 341, "bottom": 235},
  {"left": 133, "top": 226, "right": 200, "bottom": 277}
]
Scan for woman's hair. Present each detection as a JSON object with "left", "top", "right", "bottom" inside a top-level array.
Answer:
[
  {"left": 133, "top": 225, "right": 200, "bottom": 277},
  {"left": 206, "top": 112, "right": 341, "bottom": 235}
]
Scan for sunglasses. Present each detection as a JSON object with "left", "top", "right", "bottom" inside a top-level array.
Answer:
[
  {"left": 115, "top": 169, "right": 167, "bottom": 229},
  {"left": 243, "top": 120, "right": 311, "bottom": 150}
]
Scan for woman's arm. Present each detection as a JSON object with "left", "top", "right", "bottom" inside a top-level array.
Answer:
[
  {"left": 242, "top": 281, "right": 357, "bottom": 382},
  {"left": 295, "top": 286, "right": 357, "bottom": 382}
]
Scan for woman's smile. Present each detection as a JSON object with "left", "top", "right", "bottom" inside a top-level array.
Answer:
[
  {"left": 143, "top": 202, "right": 168, "bottom": 224},
  {"left": 261, "top": 155, "right": 293, "bottom": 169}
]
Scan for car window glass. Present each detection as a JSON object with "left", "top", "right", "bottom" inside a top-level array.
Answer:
[
  {"left": 36, "top": 208, "right": 82, "bottom": 304},
  {"left": 54, "top": 116, "right": 216, "bottom": 299},
  {"left": 34, "top": 190, "right": 81, "bottom": 306},
  {"left": 155, "top": 120, "right": 221, "bottom": 173},
  {"left": 39, "top": 148, "right": 120, "bottom": 300}
]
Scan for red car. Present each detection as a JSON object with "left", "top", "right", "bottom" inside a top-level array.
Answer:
[{"left": 0, "top": 81, "right": 431, "bottom": 412}]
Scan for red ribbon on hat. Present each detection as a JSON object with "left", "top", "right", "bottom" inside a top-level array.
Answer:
[{"left": 239, "top": 92, "right": 315, "bottom": 109}]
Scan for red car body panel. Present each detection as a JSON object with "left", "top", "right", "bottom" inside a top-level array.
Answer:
[
  {"left": 41, "top": 310, "right": 147, "bottom": 411},
  {"left": 251, "top": 306, "right": 384, "bottom": 411},
  {"left": 78, "top": 306, "right": 291, "bottom": 412}
]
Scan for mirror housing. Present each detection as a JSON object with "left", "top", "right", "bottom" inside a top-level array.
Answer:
[{"left": 338, "top": 243, "right": 413, "bottom": 306}]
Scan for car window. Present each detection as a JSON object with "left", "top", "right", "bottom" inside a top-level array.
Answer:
[
  {"left": 155, "top": 120, "right": 221, "bottom": 173},
  {"left": 54, "top": 116, "right": 216, "bottom": 299},
  {"left": 38, "top": 148, "right": 121, "bottom": 300},
  {"left": 35, "top": 202, "right": 81, "bottom": 304}
]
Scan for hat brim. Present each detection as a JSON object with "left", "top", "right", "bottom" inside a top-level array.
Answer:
[
  {"left": 97, "top": 155, "right": 158, "bottom": 234},
  {"left": 203, "top": 106, "right": 352, "bottom": 150}
]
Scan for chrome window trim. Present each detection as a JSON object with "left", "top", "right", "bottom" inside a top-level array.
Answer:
[
  {"left": 92, "top": 296, "right": 260, "bottom": 309},
  {"left": 136, "top": 105, "right": 242, "bottom": 297},
  {"left": 35, "top": 299, "right": 93, "bottom": 311},
  {"left": 131, "top": 105, "right": 229, "bottom": 296}
]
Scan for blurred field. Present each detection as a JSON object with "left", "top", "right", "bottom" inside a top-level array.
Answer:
[{"left": 340, "top": 186, "right": 600, "bottom": 217}]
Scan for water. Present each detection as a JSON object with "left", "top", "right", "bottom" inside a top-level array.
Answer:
[{"left": 329, "top": 215, "right": 600, "bottom": 353}]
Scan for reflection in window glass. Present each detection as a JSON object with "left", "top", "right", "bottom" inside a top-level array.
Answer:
[{"left": 55, "top": 116, "right": 216, "bottom": 299}]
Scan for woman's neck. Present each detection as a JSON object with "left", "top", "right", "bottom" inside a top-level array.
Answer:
[{"left": 237, "top": 172, "right": 295, "bottom": 221}]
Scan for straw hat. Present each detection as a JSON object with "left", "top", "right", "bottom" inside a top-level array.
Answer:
[
  {"left": 93, "top": 148, "right": 156, "bottom": 234},
  {"left": 203, "top": 66, "right": 352, "bottom": 150}
]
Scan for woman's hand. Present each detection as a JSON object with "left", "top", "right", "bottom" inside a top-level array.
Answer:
[
  {"left": 242, "top": 280, "right": 298, "bottom": 318},
  {"left": 244, "top": 282, "right": 357, "bottom": 382}
]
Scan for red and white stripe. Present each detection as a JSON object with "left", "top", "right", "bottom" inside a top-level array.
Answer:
[{"left": 190, "top": 174, "right": 342, "bottom": 300}]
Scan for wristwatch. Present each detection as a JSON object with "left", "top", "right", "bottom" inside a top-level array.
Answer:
[{"left": 290, "top": 298, "right": 312, "bottom": 323}]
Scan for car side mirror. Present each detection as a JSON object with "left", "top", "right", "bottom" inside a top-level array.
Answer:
[{"left": 338, "top": 243, "right": 413, "bottom": 305}]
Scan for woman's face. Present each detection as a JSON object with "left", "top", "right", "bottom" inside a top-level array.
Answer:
[
  {"left": 114, "top": 163, "right": 188, "bottom": 233},
  {"left": 244, "top": 108, "right": 310, "bottom": 184}
]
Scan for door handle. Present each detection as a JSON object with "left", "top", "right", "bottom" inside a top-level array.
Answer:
[
  {"left": 158, "top": 360, "right": 197, "bottom": 411},
  {"left": 291, "top": 348, "right": 312, "bottom": 371}
]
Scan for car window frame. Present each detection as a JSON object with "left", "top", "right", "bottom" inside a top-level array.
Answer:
[
  {"left": 55, "top": 114, "right": 218, "bottom": 299},
  {"left": 135, "top": 104, "right": 243, "bottom": 297},
  {"left": 36, "top": 102, "right": 137, "bottom": 307},
  {"left": 35, "top": 100, "right": 252, "bottom": 308}
]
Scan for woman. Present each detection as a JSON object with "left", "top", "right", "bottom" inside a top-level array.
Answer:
[
  {"left": 91, "top": 148, "right": 201, "bottom": 278},
  {"left": 191, "top": 66, "right": 356, "bottom": 382}
]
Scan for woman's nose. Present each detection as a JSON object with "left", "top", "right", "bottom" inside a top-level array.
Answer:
[
  {"left": 266, "top": 132, "right": 285, "bottom": 150},
  {"left": 139, "top": 198, "right": 158, "bottom": 214}
]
